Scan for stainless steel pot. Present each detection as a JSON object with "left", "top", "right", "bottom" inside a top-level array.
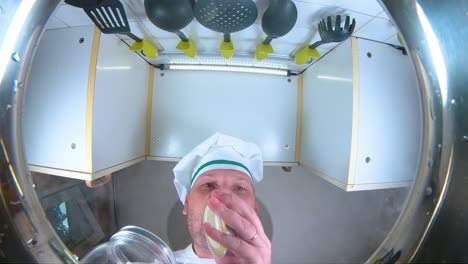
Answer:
[{"left": 0, "top": 0, "right": 466, "bottom": 262}]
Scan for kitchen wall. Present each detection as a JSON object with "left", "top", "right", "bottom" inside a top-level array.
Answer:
[{"left": 114, "top": 160, "right": 408, "bottom": 263}]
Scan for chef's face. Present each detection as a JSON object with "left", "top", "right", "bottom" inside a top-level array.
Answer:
[{"left": 182, "top": 169, "right": 257, "bottom": 257}]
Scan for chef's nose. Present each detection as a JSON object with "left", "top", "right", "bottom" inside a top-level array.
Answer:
[
  {"left": 213, "top": 187, "right": 231, "bottom": 195},
  {"left": 211, "top": 188, "right": 232, "bottom": 198}
]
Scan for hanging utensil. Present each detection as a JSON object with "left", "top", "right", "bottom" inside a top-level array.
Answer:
[
  {"left": 65, "top": 0, "right": 103, "bottom": 8},
  {"left": 144, "top": 0, "right": 197, "bottom": 58},
  {"left": 194, "top": 0, "right": 258, "bottom": 59},
  {"left": 294, "top": 15, "right": 356, "bottom": 64},
  {"left": 255, "top": 0, "right": 297, "bottom": 61},
  {"left": 83, "top": 0, "right": 158, "bottom": 58}
]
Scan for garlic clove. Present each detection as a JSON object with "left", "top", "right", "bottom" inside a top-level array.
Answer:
[{"left": 203, "top": 205, "right": 228, "bottom": 258}]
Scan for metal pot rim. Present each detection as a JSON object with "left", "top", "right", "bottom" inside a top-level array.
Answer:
[{"left": 0, "top": 0, "right": 464, "bottom": 262}]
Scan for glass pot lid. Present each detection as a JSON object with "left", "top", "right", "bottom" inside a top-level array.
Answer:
[{"left": 81, "top": 226, "right": 176, "bottom": 264}]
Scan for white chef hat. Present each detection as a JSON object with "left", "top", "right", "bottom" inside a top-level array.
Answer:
[{"left": 173, "top": 133, "right": 263, "bottom": 203}]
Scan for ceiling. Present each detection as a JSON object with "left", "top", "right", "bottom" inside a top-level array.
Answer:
[{"left": 46, "top": 0, "right": 401, "bottom": 72}]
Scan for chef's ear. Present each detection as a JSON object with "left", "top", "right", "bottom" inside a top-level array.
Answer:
[
  {"left": 255, "top": 201, "right": 259, "bottom": 214},
  {"left": 182, "top": 193, "right": 189, "bottom": 215}
]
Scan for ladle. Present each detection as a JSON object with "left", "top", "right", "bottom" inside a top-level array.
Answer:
[
  {"left": 144, "top": 0, "right": 197, "bottom": 58},
  {"left": 255, "top": 0, "right": 297, "bottom": 61}
]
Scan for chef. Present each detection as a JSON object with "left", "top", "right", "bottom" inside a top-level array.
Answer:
[{"left": 172, "top": 133, "right": 271, "bottom": 264}]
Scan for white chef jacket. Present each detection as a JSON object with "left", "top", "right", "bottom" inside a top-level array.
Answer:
[{"left": 174, "top": 244, "right": 215, "bottom": 264}]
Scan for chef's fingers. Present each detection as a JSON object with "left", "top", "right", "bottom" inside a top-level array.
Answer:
[
  {"left": 215, "top": 256, "right": 243, "bottom": 264},
  {"left": 207, "top": 194, "right": 258, "bottom": 243},
  {"left": 215, "top": 251, "right": 244, "bottom": 264},
  {"left": 211, "top": 191, "right": 265, "bottom": 235},
  {"left": 204, "top": 223, "right": 269, "bottom": 263}
]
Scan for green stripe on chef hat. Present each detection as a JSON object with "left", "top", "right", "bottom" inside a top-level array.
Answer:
[
  {"left": 190, "top": 159, "right": 254, "bottom": 186},
  {"left": 173, "top": 132, "right": 263, "bottom": 204}
]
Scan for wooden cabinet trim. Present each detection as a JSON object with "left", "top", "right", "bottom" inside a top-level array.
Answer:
[
  {"left": 146, "top": 66, "right": 155, "bottom": 156},
  {"left": 85, "top": 27, "right": 101, "bottom": 172},
  {"left": 295, "top": 73, "right": 303, "bottom": 162},
  {"left": 30, "top": 156, "right": 145, "bottom": 181},
  {"left": 348, "top": 37, "right": 360, "bottom": 186}
]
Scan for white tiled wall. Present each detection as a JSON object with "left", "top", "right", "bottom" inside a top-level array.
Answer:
[
  {"left": 45, "top": 16, "right": 68, "bottom": 30},
  {"left": 354, "top": 17, "right": 397, "bottom": 42},
  {"left": 333, "top": 0, "right": 383, "bottom": 16},
  {"left": 53, "top": 4, "right": 94, "bottom": 27}
]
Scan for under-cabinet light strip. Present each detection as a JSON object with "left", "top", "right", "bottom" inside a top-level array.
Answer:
[
  {"left": 167, "top": 64, "right": 289, "bottom": 76},
  {"left": 170, "top": 58, "right": 289, "bottom": 70}
]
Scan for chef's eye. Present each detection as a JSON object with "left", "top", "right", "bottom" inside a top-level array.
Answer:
[
  {"left": 202, "top": 183, "right": 215, "bottom": 189},
  {"left": 236, "top": 186, "right": 247, "bottom": 192}
]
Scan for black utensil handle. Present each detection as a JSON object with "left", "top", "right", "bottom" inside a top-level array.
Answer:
[
  {"left": 224, "top": 33, "right": 231, "bottom": 42},
  {"left": 124, "top": 33, "right": 142, "bottom": 42},
  {"left": 263, "top": 36, "right": 274, "bottom": 45},
  {"left": 65, "top": 0, "right": 103, "bottom": 8},
  {"left": 176, "top": 31, "right": 189, "bottom": 42},
  {"left": 309, "top": 40, "right": 326, "bottom": 49}
]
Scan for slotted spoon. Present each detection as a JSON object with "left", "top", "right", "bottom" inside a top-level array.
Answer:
[
  {"left": 295, "top": 15, "right": 356, "bottom": 64},
  {"left": 194, "top": 0, "right": 258, "bottom": 59}
]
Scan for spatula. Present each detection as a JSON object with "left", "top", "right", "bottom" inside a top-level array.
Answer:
[{"left": 83, "top": 0, "right": 158, "bottom": 58}]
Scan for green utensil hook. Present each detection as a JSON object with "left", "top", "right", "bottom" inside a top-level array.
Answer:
[{"left": 295, "top": 15, "right": 356, "bottom": 64}]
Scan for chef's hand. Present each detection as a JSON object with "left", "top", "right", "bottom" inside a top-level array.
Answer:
[{"left": 204, "top": 191, "right": 271, "bottom": 264}]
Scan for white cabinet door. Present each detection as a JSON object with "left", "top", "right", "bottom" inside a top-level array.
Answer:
[
  {"left": 92, "top": 34, "right": 149, "bottom": 172},
  {"left": 23, "top": 26, "right": 95, "bottom": 173},
  {"left": 351, "top": 38, "right": 422, "bottom": 187},
  {"left": 300, "top": 39, "right": 354, "bottom": 188},
  {"left": 300, "top": 37, "right": 422, "bottom": 191},
  {"left": 24, "top": 26, "right": 149, "bottom": 180},
  {"left": 150, "top": 70, "right": 298, "bottom": 163}
]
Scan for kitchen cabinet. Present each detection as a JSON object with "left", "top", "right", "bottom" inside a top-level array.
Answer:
[
  {"left": 148, "top": 69, "right": 300, "bottom": 165},
  {"left": 23, "top": 26, "right": 150, "bottom": 180},
  {"left": 300, "top": 37, "right": 422, "bottom": 191},
  {"left": 23, "top": 26, "right": 419, "bottom": 186}
]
